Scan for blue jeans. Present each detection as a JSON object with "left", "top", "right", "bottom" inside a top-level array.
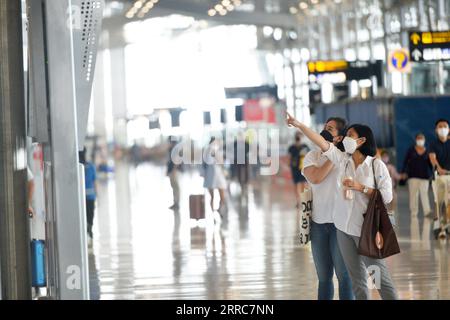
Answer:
[{"left": 310, "top": 221, "right": 354, "bottom": 300}]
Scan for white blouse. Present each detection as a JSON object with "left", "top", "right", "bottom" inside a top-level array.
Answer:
[{"left": 322, "top": 143, "right": 393, "bottom": 237}]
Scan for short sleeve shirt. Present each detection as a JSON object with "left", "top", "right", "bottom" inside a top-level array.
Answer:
[
  {"left": 302, "top": 150, "right": 339, "bottom": 224},
  {"left": 429, "top": 138, "right": 450, "bottom": 170}
]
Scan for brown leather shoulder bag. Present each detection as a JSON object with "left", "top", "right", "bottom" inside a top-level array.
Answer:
[{"left": 358, "top": 158, "right": 400, "bottom": 259}]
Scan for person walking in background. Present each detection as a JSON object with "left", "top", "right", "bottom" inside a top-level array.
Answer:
[
  {"left": 203, "top": 137, "right": 228, "bottom": 214},
  {"left": 402, "top": 133, "right": 433, "bottom": 217},
  {"left": 288, "top": 132, "right": 310, "bottom": 208},
  {"left": 167, "top": 137, "right": 181, "bottom": 211},
  {"left": 302, "top": 117, "right": 354, "bottom": 300},
  {"left": 287, "top": 112, "right": 398, "bottom": 300},
  {"left": 429, "top": 119, "right": 450, "bottom": 235},
  {"left": 429, "top": 119, "right": 450, "bottom": 176},
  {"left": 79, "top": 148, "right": 97, "bottom": 246},
  {"left": 233, "top": 132, "right": 250, "bottom": 192}
]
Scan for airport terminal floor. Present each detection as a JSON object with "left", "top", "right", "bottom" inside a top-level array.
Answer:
[{"left": 88, "top": 162, "right": 450, "bottom": 300}]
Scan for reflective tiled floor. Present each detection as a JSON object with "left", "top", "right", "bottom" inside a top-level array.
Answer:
[{"left": 89, "top": 161, "right": 450, "bottom": 300}]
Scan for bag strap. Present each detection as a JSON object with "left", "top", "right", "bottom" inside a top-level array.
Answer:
[{"left": 372, "top": 158, "right": 378, "bottom": 190}]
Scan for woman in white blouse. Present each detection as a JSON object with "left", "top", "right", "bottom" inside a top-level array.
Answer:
[{"left": 287, "top": 113, "right": 398, "bottom": 300}]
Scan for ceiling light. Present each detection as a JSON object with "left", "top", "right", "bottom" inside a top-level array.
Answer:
[
  {"left": 215, "top": 4, "right": 224, "bottom": 11},
  {"left": 273, "top": 28, "right": 283, "bottom": 41},
  {"left": 299, "top": 2, "right": 308, "bottom": 10},
  {"left": 133, "top": 1, "right": 143, "bottom": 9},
  {"left": 226, "top": 4, "right": 234, "bottom": 11},
  {"left": 208, "top": 9, "right": 217, "bottom": 16},
  {"left": 289, "top": 6, "right": 298, "bottom": 14},
  {"left": 222, "top": 0, "right": 231, "bottom": 6}
]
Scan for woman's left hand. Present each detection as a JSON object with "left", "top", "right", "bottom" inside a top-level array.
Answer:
[{"left": 343, "top": 178, "right": 363, "bottom": 191}]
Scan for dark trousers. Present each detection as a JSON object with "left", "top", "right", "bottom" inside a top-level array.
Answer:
[{"left": 86, "top": 199, "right": 95, "bottom": 236}]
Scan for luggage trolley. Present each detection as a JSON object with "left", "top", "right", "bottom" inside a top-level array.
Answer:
[{"left": 432, "top": 172, "right": 450, "bottom": 239}]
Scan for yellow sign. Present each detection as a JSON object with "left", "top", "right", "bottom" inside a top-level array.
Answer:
[
  {"left": 410, "top": 33, "right": 421, "bottom": 45},
  {"left": 410, "top": 31, "right": 450, "bottom": 45},
  {"left": 388, "top": 49, "right": 411, "bottom": 73},
  {"left": 422, "top": 31, "right": 450, "bottom": 44},
  {"left": 307, "top": 60, "right": 348, "bottom": 74}
]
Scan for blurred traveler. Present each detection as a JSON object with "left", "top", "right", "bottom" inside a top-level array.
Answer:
[
  {"left": 429, "top": 119, "right": 450, "bottom": 176},
  {"left": 402, "top": 133, "right": 432, "bottom": 217},
  {"left": 288, "top": 132, "right": 310, "bottom": 208},
  {"left": 203, "top": 137, "right": 227, "bottom": 213},
  {"left": 287, "top": 113, "right": 398, "bottom": 300},
  {"left": 429, "top": 119, "right": 450, "bottom": 235},
  {"left": 302, "top": 117, "right": 354, "bottom": 300},
  {"left": 79, "top": 148, "right": 97, "bottom": 246},
  {"left": 130, "top": 140, "right": 140, "bottom": 165},
  {"left": 233, "top": 132, "right": 250, "bottom": 191},
  {"left": 167, "top": 138, "right": 180, "bottom": 211}
]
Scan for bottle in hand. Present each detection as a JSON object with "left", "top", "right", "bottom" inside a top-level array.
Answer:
[{"left": 344, "top": 176, "right": 354, "bottom": 200}]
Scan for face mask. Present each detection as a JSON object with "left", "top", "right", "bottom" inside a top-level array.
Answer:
[
  {"left": 438, "top": 128, "right": 449, "bottom": 138},
  {"left": 343, "top": 137, "right": 358, "bottom": 154},
  {"left": 320, "top": 130, "right": 334, "bottom": 143},
  {"left": 416, "top": 139, "right": 425, "bottom": 147}
]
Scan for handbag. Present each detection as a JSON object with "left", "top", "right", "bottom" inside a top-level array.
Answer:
[
  {"left": 358, "top": 159, "right": 400, "bottom": 259},
  {"left": 298, "top": 188, "right": 312, "bottom": 246}
]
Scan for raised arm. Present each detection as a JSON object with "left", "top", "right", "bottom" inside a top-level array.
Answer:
[{"left": 286, "top": 112, "right": 330, "bottom": 152}]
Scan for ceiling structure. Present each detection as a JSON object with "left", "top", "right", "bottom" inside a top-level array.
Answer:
[{"left": 102, "top": 0, "right": 418, "bottom": 31}]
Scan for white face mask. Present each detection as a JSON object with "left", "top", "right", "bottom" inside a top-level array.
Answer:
[
  {"left": 416, "top": 139, "right": 425, "bottom": 147},
  {"left": 438, "top": 128, "right": 449, "bottom": 138},
  {"left": 343, "top": 137, "right": 358, "bottom": 154}
]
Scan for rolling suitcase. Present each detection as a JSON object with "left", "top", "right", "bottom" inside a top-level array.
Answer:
[
  {"left": 189, "top": 195, "right": 205, "bottom": 220},
  {"left": 31, "top": 239, "right": 46, "bottom": 287}
]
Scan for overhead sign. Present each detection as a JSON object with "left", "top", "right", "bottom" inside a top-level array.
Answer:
[
  {"left": 409, "top": 31, "right": 450, "bottom": 62},
  {"left": 307, "top": 60, "right": 348, "bottom": 74},
  {"left": 388, "top": 49, "right": 411, "bottom": 73},
  {"left": 347, "top": 60, "right": 383, "bottom": 86},
  {"left": 308, "top": 60, "right": 383, "bottom": 86}
]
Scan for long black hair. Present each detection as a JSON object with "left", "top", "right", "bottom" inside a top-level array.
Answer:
[{"left": 347, "top": 124, "right": 377, "bottom": 157}]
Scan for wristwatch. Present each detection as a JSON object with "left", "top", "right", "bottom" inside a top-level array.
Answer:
[{"left": 363, "top": 186, "right": 369, "bottom": 194}]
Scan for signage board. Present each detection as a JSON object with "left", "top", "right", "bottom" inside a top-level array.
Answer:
[
  {"left": 308, "top": 60, "right": 383, "bottom": 86},
  {"left": 388, "top": 49, "right": 412, "bottom": 73},
  {"left": 409, "top": 31, "right": 450, "bottom": 62}
]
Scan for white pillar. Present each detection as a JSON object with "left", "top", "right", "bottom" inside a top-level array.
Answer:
[{"left": 110, "top": 47, "right": 128, "bottom": 147}]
